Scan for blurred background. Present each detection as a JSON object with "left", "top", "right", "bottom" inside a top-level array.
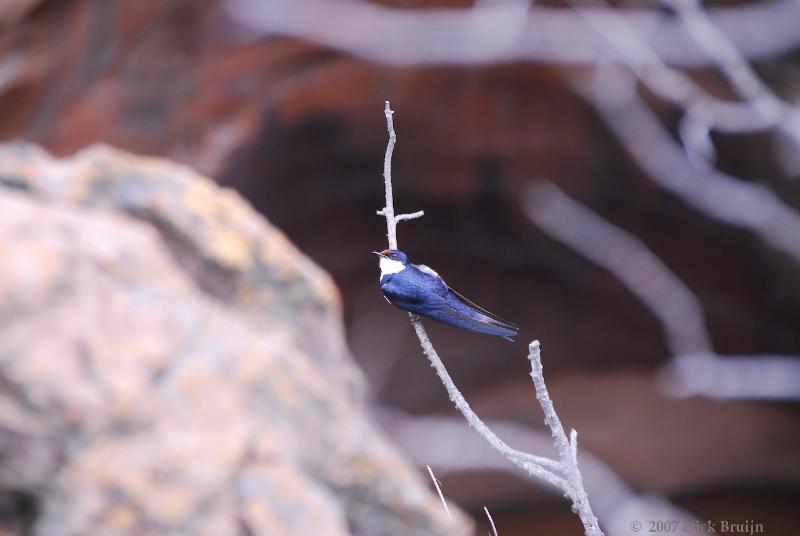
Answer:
[{"left": 1, "top": 0, "right": 800, "bottom": 534}]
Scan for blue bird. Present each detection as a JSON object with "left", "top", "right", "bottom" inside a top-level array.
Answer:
[{"left": 373, "top": 249, "right": 519, "bottom": 341}]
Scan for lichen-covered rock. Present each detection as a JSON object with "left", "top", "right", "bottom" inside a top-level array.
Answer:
[{"left": 0, "top": 144, "right": 471, "bottom": 536}]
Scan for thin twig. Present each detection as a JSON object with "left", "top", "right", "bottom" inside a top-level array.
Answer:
[
  {"left": 528, "top": 341, "right": 602, "bottom": 536},
  {"left": 379, "top": 101, "right": 424, "bottom": 251},
  {"left": 382, "top": 102, "right": 398, "bottom": 249},
  {"left": 427, "top": 465, "right": 452, "bottom": 520},
  {"left": 484, "top": 506, "right": 498, "bottom": 536}
]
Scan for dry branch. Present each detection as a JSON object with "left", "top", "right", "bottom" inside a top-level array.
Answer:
[
  {"left": 224, "top": 0, "right": 800, "bottom": 68},
  {"left": 381, "top": 409, "right": 707, "bottom": 536},
  {"left": 377, "top": 101, "right": 603, "bottom": 536},
  {"left": 525, "top": 181, "right": 800, "bottom": 401}
]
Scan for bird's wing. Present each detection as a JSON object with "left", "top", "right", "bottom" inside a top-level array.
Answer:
[
  {"left": 445, "top": 287, "right": 519, "bottom": 333},
  {"left": 380, "top": 276, "right": 446, "bottom": 312},
  {"left": 381, "top": 277, "right": 518, "bottom": 340},
  {"left": 413, "top": 284, "right": 518, "bottom": 339},
  {"left": 427, "top": 303, "right": 519, "bottom": 340}
]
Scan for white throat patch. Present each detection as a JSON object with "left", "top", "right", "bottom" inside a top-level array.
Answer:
[{"left": 379, "top": 257, "right": 405, "bottom": 280}]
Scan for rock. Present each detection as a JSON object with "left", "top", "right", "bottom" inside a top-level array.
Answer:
[{"left": 0, "top": 144, "right": 471, "bottom": 536}]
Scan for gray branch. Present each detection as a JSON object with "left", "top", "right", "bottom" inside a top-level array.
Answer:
[
  {"left": 224, "top": 0, "right": 800, "bottom": 68},
  {"left": 529, "top": 341, "right": 602, "bottom": 536},
  {"left": 577, "top": 69, "right": 800, "bottom": 265},
  {"left": 378, "top": 101, "right": 423, "bottom": 250},
  {"left": 381, "top": 410, "right": 707, "bottom": 536},
  {"left": 525, "top": 181, "right": 800, "bottom": 401},
  {"left": 378, "top": 101, "right": 603, "bottom": 535}
]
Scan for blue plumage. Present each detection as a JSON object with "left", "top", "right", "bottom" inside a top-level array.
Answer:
[{"left": 374, "top": 249, "right": 519, "bottom": 341}]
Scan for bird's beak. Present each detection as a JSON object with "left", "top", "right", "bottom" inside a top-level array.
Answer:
[{"left": 372, "top": 251, "right": 386, "bottom": 258}]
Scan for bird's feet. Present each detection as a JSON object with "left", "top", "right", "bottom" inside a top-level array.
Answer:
[{"left": 409, "top": 313, "right": 421, "bottom": 326}]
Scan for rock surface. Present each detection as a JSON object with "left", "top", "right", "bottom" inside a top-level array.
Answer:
[{"left": 0, "top": 144, "right": 470, "bottom": 536}]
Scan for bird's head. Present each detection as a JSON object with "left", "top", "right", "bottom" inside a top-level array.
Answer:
[
  {"left": 373, "top": 249, "right": 408, "bottom": 263},
  {"left": 373, "top": 248, "right": 408, "bottom": 276}
]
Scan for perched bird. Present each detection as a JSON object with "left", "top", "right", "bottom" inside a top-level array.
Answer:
[{"left": 374, "top": 248, "right": 518, "bottom": 341}]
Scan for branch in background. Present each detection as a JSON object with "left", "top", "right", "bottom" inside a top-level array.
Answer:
[
  {"left": 525, "top": 181, "right": 800, "bottom": 400},
  {"left": 223, "top": 0, "right": 800, "bottom": 68},
  {"left": 578, "top": 68, "right": 800, "bottom": 265},
  {"left": 572, "top": 0, "right": 798, "bottom": 141},
  {"left": 226, "top": 0, "right": 800, "bottom": 257},
  {"left": 660, "top": 352, "right": 800, "bottom": 400},
  {"left": 484, "top": 506, "right": 498, "bottom": 536},
  {"left": 378, "top": 101, "right": 603, "bottom": 536},
  {"left": 227, "top": 0, "right": 800, "bottom": 246},
  {"left": 525, "top": 181, "right": 711, "bottom": 357},
  {"left": 381, "top": 410, "right": 708, "bottom": 536},
  {"left": 573, "top": 0, "right": 800, "bottom": 185},
  {"left": 661, "top": 0, "right": 800, "bottom": 146}
]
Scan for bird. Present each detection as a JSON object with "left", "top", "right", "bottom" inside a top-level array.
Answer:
[{"left": 373, "top": 248, "right": 519, "bottom": 341}]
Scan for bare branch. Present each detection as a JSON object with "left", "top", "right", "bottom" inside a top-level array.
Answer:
[
  {"left": 427, "top": 465, "right": 452, "bottom": 520},
  {"left": 528, "top": 341, "right": 602, "bottom": 536},
  {"left": 569, "top": 429, "right": 579, "bottom": 465},
  {"left": 662, "top": 0, "right": 796, "bottom": 117},
  {"left": 382, "top": 410, "right": 707, "bottom": 536},
  {"left": 378, "top": 102, "right": 563, "bottom": 479},
  {"left": 411, "top": 320, "right": 567, "bottom": 489},
  {"left": 224, "top": 0, "right": 800, "bottom": 68},
  {"left": 378, "top": 102, "right": 424, "bottom": 249},
  {"left": 525, "top": 181, "right": 800, "bottom": 400},
  {"left": 659, "top": 352, "right": 800, "bottom": 400},
  {"left": 578, "top": 71, "right": 800, "bottom": 265},
  {"left": 225, "top": 0, "right": 800, "bottom": 178},
  {"left": 382, "top": 101, "right": 399, "bottom": 250},
  {"left": 395, "top": 211, "right": 425, "bottom": 222},
  {"left": 378, "top": 102, "right": 602, "bottom": 535},
  {"left": 484, "top": 506, "right": 498, "bottom": 536},
  {"left": 525, "top": 181, "right": 711, "bottom": 356},
  {"left": 677, "top": 114, "right": 716, "bottom": 169},
  {"left": 572, "top": 0, "right": 792, "bottom": 137}
]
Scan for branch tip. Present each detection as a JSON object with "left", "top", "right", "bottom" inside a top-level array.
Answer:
[{"left": 395, "top": 210, "right": 425, "bottom": 222}]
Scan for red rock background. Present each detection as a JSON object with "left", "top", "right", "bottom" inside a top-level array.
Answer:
[{"left": 2, "top": 0, "right": 799, "bottom": 534}]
